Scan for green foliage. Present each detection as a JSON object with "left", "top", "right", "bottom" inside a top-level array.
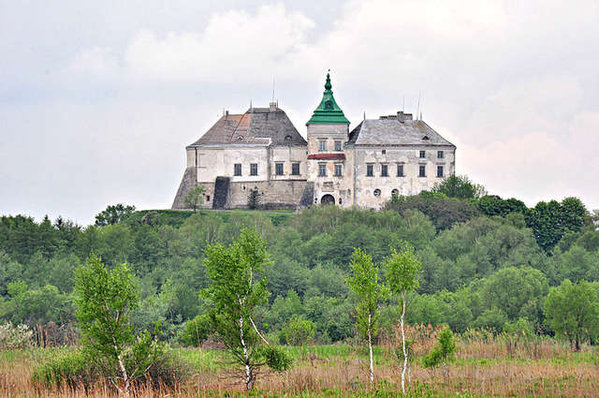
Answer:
[
  {"left": 184, "top": 185, "right": 206, "bottom": 211},
  {"left": 479, "top": 267, "right": 548, "bottom": 321},
  {"left": 526, "top": 198, "right": 588, "bottom": 252},
  {"left": 477, "top": 195, "right": 527, "bottom": 218},
  {"left": 422, "top": 327, "right": 457, "bottom": 369},
  {"left": 282, "top": 316, "right": 315, "bottom": 346},
  {"left": 384, "top": 191, "right": 480, "bottom": 231},
  {"left": 256, "top": 344, "right": 292, "bottom": 372},
  {"left": 248, "top": 188, "right": 261, "bottom": 209},
  {"left": 74, "top": 253, "right": 138, "bottom": 362},
  {"left": 346, "top": 248, "right": 388, "bottom": 344},
  {"left": 385, "top": 245, "right": 421, "bottom": 297},
  {"left": 432, "top": 174, "right": 486, "bottom": 200},
  {"left": 32, "top": 350, "right": 93, "bottom": 390},
  {"left": 94, "top": 203, "right": 136, "bottom": 226},
  {"left": 544, "top": 280, "right": 599, "bottom": 350},
  {"left": 4, "top": 282, "right": 72, "bottom": 326},
  {"left": 179, "top": 314, "right": 212, "bottom": 347},
  {"left": 203, "top": 229, "right": 290, "bottom": 389},
  {"left": 0, "top": 190, "right": 597, "bottom": 349}
]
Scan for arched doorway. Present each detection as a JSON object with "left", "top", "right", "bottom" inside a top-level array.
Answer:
[{"left": 321, "top": 194, "right": 335, "bottom": 206}]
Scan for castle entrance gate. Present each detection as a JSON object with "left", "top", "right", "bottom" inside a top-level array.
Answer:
[{"left": 321, "top": 194, "right": 335, "bottom": 206}]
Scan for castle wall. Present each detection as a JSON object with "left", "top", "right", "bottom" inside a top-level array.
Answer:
[
  {"left": 173, "top": 144, "right": 309, "bottom": 210},
  {"left": 195, "top": 146, "right": 270, "bottom": 183},
  {"left": 352, "top": 145, "right": 456, "bottom": 208}
]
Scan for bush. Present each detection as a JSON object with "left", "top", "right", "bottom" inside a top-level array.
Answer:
[
  {"left": 422, "top": 327, "right": 456, "bottom": 369},
  {"left": 32, "top": 350, "right": 95, "bottom": 391},
  {"left": 0, "top": 322, "right": 33, "bottom": 350},
  {"left": 179, "top": 314, "right": 212, "bottom": 347},
  {"left": 282, "top": 316, "right": 315, "bottom": 346},
  {"left": 33, "top": 339, "right": 189, "bottom": 393}
]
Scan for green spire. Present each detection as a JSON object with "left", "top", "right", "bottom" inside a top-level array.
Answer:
[{"left": 307, "top": 71, "right": 350, "bottom": 125}]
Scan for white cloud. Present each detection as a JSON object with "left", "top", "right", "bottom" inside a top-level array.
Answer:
[
  {"left": 123, "top": 4, "right": 314, "bottom": 83},
  {"left": 68, "top": 47, "right": 119, "bottom": 77},
  {"left": 3, "top": 0, "right": 599, "bottom": 223}
]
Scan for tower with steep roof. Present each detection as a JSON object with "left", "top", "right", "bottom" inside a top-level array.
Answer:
[{"left": 306, "top": 72, "right": 353, "bottom": 206}]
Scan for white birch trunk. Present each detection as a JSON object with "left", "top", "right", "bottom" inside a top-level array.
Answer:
[
  {"left": 400, "top": 292, "right": 407, "bottom": 395},
  {"left": 114, "top": 345, "right": 130, "bottom": 397},
  {"left": 239, "top": 315, "right": 252, "bottom": 390},
  {"left": 368, "top": 311, "right": 374, "bottom": 387}
]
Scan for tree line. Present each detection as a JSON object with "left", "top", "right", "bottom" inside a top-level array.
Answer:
[{"left": 0, "top": 176, "right": 598, "bottom": 352}]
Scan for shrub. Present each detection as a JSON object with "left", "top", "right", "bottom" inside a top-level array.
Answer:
[
  {"left": 179, "top": 314, "right": 212, "bottom": 347},
  {"left": 422, "top": 327, "right": 456, "bottom": 370},
  {"left": 32, "top": 350, "right": 95, "bottom": 391},
  {"left": 282, "top": 316, "right": 315, "bottom": 346},
  {"left": 33, "top": 339, "right": 189, "bottom": 393},
  {"left": 0, "top": 322, "right": 33, "bottom": 350}
]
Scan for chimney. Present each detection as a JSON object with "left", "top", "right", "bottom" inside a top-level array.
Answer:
[
  {"left": 397, "top": 111, "right": 413, "bottom": 122},
  {"left": 269, "top": 102, "right": 277, "bottom": 112}
]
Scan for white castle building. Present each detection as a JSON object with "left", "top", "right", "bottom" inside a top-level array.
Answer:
[{"left": 172, "top": 73, "right": 456, "bottom": 210}]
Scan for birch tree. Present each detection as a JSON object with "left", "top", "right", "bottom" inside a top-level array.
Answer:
[
  {"left": 346, "top": 248, "right": 388, "bottom": 387},
  {"left": 203, "top": 229, "right": 291, "bottom": 390},
  {"left": 74, "top": 253, "right": 138, "bottom": 396},
  {"left": 385, "top": 245, "right": 421, "bottom": 395}
]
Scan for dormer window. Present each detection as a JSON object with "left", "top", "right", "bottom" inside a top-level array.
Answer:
[
  {"left": 325, "top": 100, "right": 333, "bottom": 109},
  {"left": 422, "top": 135, "right": 430, "bottom": 140}
]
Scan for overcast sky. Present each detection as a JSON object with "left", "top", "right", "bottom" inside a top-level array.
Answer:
[{"left": 1, "top": 0, "right": 598, "bottom": 225}]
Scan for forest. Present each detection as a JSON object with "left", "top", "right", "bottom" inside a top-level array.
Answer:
[{"left": 1, "top": 176, "right": 598, "bottom": 396}]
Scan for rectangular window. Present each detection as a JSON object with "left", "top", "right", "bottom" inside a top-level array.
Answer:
[
  {"left": 250, "top": 163, "right": 258, "bottom": 176},
  {"left": 275, "top": 162, "right": 284, "bottom": 176},
  {"left": 318, "top": 163, "right": 327, "bottom": 177},
  {"left": 319, "top": 140, "right": 327, "bottom": 152},
  {"left": 437, "top": 165, "right": 444, "bottom": 177},
  {"left": 397, "top": 164, "right": 404, "bottom": 177},
  {"left": 419, "top": 165, "right": 426, "bottom": 177},
  {"left": 381, "top": 164, "right": 388, "bottom": 177},
  {"left": 234, "top": 163, "right": 242, "bottom": 176},
  {"left": 291, "top": 162, "right": 300, "bottom": 175},
  {"left": 437, "top": 151, "right": 444, "bottom": 159},
  {"left": 334, "top": 141, "right": 342, "bottom": 151},
  {"left": 206, "top": 195, "right": 210, "bottom": 202},
  {"left": 419, "top": 150, "right": 426, "bottom": 158},
  {"left": 366, "top": 164, "right": 374, "bottom": 177},
  {"left": 334, "top": 164, "right": 342, "bottom": 176},
  {"left": 382, "top": 149, "right": 386, "bottom": 155}
]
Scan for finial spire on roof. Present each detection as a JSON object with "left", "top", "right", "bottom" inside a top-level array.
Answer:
[
  {"left": 325, "top": 69, "right": 332, "bottom": 90},
  {"left": 307, "top": 70, "right": 349, "bottom": 125}
]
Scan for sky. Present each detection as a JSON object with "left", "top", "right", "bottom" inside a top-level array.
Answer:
[{"left": 1, "top": 0, "right": 598, "bottom": 226}]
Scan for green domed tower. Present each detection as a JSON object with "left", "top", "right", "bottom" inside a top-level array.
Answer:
[
  {"left": 307, "top": 72, "right": 350, "bottom": 125},
  {"left": 306, "top": 72, "right": 352, "bottom": 207}
]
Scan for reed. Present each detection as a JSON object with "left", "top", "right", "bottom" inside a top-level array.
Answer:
[{"left": 0, "top": 332, "right": 597, "bottom": 397}]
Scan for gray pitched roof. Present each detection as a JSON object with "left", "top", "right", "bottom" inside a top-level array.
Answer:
[
  {"left": 190, "top": 107, "right": 307, "bottom": 147},
  {"left": 347, "top": 118, "right": 455, "bottom": 147}
]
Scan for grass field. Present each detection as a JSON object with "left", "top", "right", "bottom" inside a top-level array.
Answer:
[{"left": 1, "top": 332, "right": 597, "bottom": 397}]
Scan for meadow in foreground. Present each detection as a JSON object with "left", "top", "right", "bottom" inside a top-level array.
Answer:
[{"left": 1, "top": 332, "right": 597, "bottom": 397}]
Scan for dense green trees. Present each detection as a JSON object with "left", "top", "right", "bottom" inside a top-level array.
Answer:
[
  {"left": 0, "top": 184, "right": 596, "bottom": 351},
  {"left": 544, "top": 280, "right": 599, "bottom": 350}
]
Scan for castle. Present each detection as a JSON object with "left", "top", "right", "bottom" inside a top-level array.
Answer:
[{"left": 172, "top": 73, "right": 456, "bottom": 210}]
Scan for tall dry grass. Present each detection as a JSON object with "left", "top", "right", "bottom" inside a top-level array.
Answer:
[{"left": 1, "top": 330, "right": 597, "bottom": 397}]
